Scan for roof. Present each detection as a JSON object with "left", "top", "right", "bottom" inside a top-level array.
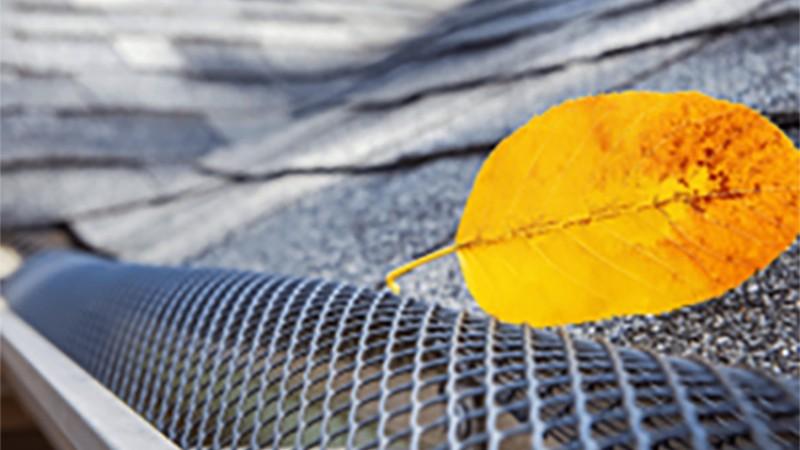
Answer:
[{"left": 2, "top": 0, "right": 799, "bottom": 375}]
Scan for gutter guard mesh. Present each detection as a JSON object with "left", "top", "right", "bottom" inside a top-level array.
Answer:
[{"left": 5, "top": 251, "right": 799, "bottom": 450}]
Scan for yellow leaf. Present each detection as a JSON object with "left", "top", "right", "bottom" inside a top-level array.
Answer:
[{"left": 386, "top": 91, "right": 800, "bottom": 327}]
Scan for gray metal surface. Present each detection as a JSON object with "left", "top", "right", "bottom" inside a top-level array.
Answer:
[
  {"left": 5, "top": 251, "right": 799, "bottom": 449},
  {"left": 1, "top": 307, "right": 182, "bottom": 450}
]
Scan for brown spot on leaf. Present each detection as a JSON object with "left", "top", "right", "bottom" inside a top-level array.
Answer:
[{"left": 689, "top": 200, "right": 706, "bottom": 214}]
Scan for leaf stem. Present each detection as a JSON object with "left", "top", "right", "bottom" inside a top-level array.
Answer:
[{"left": 385, "top": 243, "right": 458, "bottom": 294}]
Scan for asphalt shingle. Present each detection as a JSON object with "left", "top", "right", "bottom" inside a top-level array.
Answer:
[{"left": 3, "top": 0, "right": 799, "bottom": 378}]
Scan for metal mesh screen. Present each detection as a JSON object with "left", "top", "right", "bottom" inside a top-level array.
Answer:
[{"left": 5, "top": 251, "right": 799, "bottom": 449}]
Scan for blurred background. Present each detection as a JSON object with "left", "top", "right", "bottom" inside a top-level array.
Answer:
[{"left": 1, "top": 0, "right": 798, "bottom": 448}]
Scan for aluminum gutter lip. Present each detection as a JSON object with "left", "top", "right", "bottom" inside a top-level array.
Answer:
[{"left": 0, "top": 299, "right": 181, "bottom": 450}]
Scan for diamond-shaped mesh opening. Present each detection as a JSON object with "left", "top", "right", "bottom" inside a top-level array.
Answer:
[{"left": 5, "top": 251, "right": 799, "bottom": 450}]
